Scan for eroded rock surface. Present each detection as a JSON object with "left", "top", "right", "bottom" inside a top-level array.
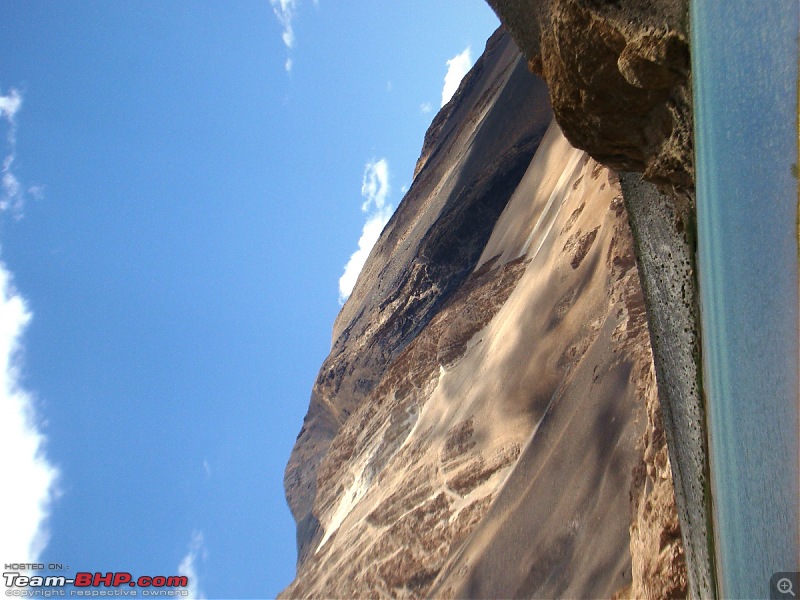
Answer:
[
  {"left": 484, "top": 3, "right": 713, "bottom": 596},
  {"left": 486, "top": 0, "right": 693, "bottom": 190},
  {"left": 284, "top": 28, "right": 552, "bottom": 564},
  {"left": 282, "top": 30, "right": 687, "bottom": 599}
]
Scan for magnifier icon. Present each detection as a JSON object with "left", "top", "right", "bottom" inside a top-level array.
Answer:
[{"left": 778, "top": 578, "right": 796, "bottom": 597}]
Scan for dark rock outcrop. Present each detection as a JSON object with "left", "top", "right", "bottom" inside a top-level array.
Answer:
[{"left": 486, "top": 0, "right": 693, "bottom": 190}]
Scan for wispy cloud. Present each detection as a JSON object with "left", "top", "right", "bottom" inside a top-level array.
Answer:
[
  {"left": 178, "top": 532, "right": 206, "bottom": 600},
  {"left": 359, "top": 158, "right": 390, "bottom": 213},
  {"left": 339, "top": 159, "right": 393, "bottom": 303},
  {"left": 0, "top": 89, "right": 23, "bottom": 213},
  {"left": 441, "top": 46, "right": 473, "bottom": 107},
  {"left": 0, "top": 260, "right": 59, "bottom": 562},
  {"left": 270, "top": 0, "right": 319, "bottom": 73},
  {"left": 420, "top": 102, "right": 433, "bottom": 115},
  {"left": 0, "top": 88, "right": 41, "bottom": 215},
  {"left": 0, "top": 87, "right": 58, "bottom": 564},
  {"left": 270, "top": 0, "right": 296, "bottom": 49}
]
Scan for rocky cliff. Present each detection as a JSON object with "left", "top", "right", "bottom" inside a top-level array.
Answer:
[
  {"left": 282, "top": 28, "right": 688, "bottom": 599},
  {"left": 486, "top": 2, "right": 713, "bottom": 596}
]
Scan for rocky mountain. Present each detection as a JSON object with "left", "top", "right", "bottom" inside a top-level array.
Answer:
[
  {"left": 281, "top": 26, "right": 689, "bottom": 599},
  {"left": 487, "top": 2, "right": 713, "bottom": 596}
]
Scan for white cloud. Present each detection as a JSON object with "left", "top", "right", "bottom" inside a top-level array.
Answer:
[
  {"left": 2, "top": 172, "right": 20, "bottom": 210},
  {"left": 339, "top": 159, "right": 393, "bottom": 303},
  {"left": 178, "top": 532, "right": 206, "bottom": 600},
  {"left": 420, "top": 102, "right": 433, "bottom": 115},
  {"left": 0, "top": 87, "right": 57, "bottom": 566},
  {"left": 360, "top": 158, "right": 389, "bottom": 212},
  {"left": 0, "top": 89, "right": 21, "bottom": 120},
  {"left": 0, "top": 88, "right": 40, "bottom": 214},
  {"left": 271, "top": 0, "right": 308, "bottom": 73},
  {"left": 0, "top": 259, "right": 59, "bottom": 562},
  {"left": 441, "top": 46, "right": 473, "bottom": 107},
  {"left": 270, "top": 0, "right": 296, "bottom": 48}
]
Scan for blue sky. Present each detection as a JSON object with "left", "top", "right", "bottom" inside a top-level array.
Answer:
[{"left": 0, "top": 2, "right": 499, "bottom": 598}]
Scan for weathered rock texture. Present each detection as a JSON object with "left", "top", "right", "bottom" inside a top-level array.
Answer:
[
  {"left": 282, "top": 30, "right": 687, "bottom": 599},
  {"left": 485, "top": 2, "right": 714, "bottom": 597},
  {"left": 485, "top": 0, "right": 693, "bottom": 190},
  {"left": 284, "top": 29, "right": 552, "bottom": 564},
  {"left": 619, "top": 173, "right": 712, "bottom": 599}
]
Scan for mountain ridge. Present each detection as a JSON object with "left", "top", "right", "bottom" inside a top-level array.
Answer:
[{"left": 281, "top": 26, "right": 688, "bottom": 599}]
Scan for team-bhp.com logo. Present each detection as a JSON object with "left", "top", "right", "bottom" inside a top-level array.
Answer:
[{"left": 4, "top": 567, "right": 189, "bottom": 597}]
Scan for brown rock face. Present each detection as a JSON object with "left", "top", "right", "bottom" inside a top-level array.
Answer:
[
  {"left": 282, "top": 29, "right": 687, "bottom": 599},
  {"left": 486, "top": 0, "right": 693, "bottom": 190},
  {"left": 284, "top": 28, "right": 553, "bottom": 565},
  {"left": 485, "top": 3, "right": 715, "bottom": 597}
]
